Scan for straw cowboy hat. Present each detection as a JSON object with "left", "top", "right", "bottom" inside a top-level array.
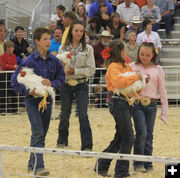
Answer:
[
  {"left": 130, "top": 16, "right": 142, "bottom": 24},
  {"left": 98, "top": 30, "right": 114, "bottom": 38}
]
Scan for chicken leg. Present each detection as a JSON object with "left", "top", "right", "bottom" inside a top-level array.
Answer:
[
  {"left": 38, "top": 92, "right": 49, "bottom": 112},
  {"left": 132, "top": 89, "right": 150, "bottom": 106},
  {"left": 120, "top": 91, "right": 135, "bottom": 106}
]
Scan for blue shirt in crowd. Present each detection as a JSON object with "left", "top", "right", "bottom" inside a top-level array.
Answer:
[
  {"left": 11, "top": 50, "right": 65, "bottom": 95},
  {"left": 48, "top": 38, "right": 61, "bottom": 54},
  {"left": 88, "top": 0, "right": 114, "bottom": 18}
]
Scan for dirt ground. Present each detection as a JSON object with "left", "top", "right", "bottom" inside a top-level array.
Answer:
[{"left": 0, "top": 106, "right": 180, "bottom": 178}]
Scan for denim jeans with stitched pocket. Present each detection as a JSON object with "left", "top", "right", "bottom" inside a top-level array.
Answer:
[{"left": 132, "top": 102, "right": 157, "bottom": 169}]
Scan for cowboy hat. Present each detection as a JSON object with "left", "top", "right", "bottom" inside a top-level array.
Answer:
[
  {"left": 98, "top": 30, "right": 114, "bottom": 38},
  {"left": 130, "top": 16, "right": 142, "bottom": 24}
]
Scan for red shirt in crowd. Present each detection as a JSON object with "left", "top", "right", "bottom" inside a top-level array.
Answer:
[
  {"left": 134, "top": 0, "right": 147, "bottom": 8},
  {"left": 0, "top": 52, "right": 17, "bottom": 71}
]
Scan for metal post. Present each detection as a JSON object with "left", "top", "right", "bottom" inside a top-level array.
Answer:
[{"left": 0, "top": 152, "right": 3, "bottom": 177}]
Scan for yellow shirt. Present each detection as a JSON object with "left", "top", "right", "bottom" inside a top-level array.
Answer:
[
  {"left": 105, "top": 62, "right": 139, "bottom": 92},
  {"left": 61, "top": 26, "right": 70, "bottom": 45}
]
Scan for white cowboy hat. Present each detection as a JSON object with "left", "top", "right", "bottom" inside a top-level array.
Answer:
[
  {"left": 98, "top": 30, "right": 114, "bottom": 38},
  {"left": 130, "top": 16, "right": 142, "bottom": 24}
]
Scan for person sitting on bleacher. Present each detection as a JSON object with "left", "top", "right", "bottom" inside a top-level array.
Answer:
[
  {"left": 47, "top": 21, "right": 57, "bottom": 38},
  {"left": 116, "top": 0, "right": 140, "bottom": 26},
  {"left": 141, "top": 0, "right": 161, "bottom": 32},
  {"left": 88, "top": 0, "right": 114, "bottom": 21},
  {"left": 106, "top": 12, "right": 126, "bottom": 40},
  {"left": 133, "top": 0, "right": 147, "bottom": 9},
  {"left": 128, "top": 16, "right": 143, "bottom": 35},
  {"left": 154, "top": 0, "right": 175, "bottom": 38},
  {"left": 11, "top": 26, "right": 32, "bottom": 65}
]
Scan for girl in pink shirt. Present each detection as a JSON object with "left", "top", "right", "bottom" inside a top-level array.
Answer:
[{"left": 131, "top": 42, "right": 168, "bottom": 172}]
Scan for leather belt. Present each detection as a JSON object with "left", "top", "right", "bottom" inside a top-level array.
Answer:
[
  {"left": 66, "top": 78, "right": 87, "bottom": 86},
  {"left": 150, "top": 98, "right": 157, "bottom": 103},
  {"left": 109, "top": 91, "right": 127, "bottom": 101}
]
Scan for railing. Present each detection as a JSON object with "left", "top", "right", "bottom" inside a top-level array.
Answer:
[
  {"left": 0, "top": 66, "right": 180, "bottom": 115},
  {"left": 0, "top": 145, "right": 179, "bottom": 178},
  {"left": 0, "top": 0, "right": 32, "bottom": 29}
]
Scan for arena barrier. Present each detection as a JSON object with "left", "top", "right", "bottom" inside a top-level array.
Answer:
[
  {"left": 0, "top": 145, "right": 180, "bottom": 178},
  {"left": 0, "top": 66, "right": 180, "bottom": 115}
]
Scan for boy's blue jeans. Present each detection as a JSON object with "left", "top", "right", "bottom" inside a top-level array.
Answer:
[
  {"left": 57, "top": 82, "right": 93, "bottom": 150},
  {"left": 132, "top": 102, "right": 157, "bottom": 169},
  {"left": 26, "top": 97, "right": 52, "bottom": 170}
]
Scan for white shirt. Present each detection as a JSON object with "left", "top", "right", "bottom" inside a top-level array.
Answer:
[
  {"left": 116, "top": 2, "right": 140, "bottom": 23},
  {"left": 136, "top": 31, "right": 162, "bottom": 49}
]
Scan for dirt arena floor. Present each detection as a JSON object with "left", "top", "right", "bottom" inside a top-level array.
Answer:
[{"left": 0, "top": 106, "right": 180, "bottom": 178}]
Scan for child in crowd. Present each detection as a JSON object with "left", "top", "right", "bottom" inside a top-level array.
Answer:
[
  {"left": 11, "top": 27, "right": 65, "bottom": 176},
  {"left": 0, "top": 40, "right": 17, "bottom": 71},
  {"left": 0, "top": 40, "right": 18, "bottom": 114},
  {"left": 94, "top": 40, "right": 143, "bottom": 178},
  {"left": 131, "top": 42, "right": 168, "bottom": 172}
]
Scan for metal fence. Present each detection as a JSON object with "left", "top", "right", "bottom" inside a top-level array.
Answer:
[{"left": 0, "top": 66, "right": 180, "bottom": 115}]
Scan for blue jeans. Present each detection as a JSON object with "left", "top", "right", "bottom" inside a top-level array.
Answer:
[
  {"left": 152, "top": 23, "right": 160, "bottom": 32},
  {"left": 96, "top": 96, "right": 134, "bottom": 177},
  {"left": 57, "top": 82, "right": 93, "bottom": 150},
  {"left": 132, "top": 102, "right": 157, "bottom": 169},
  {"left": 26, "top": 97, "right": 52, "bottom": 170},
  {"left": 163, "top": 14, "right": 172, "bottom": 35}
]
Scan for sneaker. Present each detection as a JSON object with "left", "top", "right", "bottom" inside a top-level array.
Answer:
[
  {"left": 57, "top": 143, "right": 68, "bottom": 148},
  {"left": 166, "top": 33, "right": 172, "bottom": 39},
  {"left": 134, "top": 166, "right": 146, "bottom": 173},
  {"left": 35, "top": 168, "right": 49, "bottom": 176}
]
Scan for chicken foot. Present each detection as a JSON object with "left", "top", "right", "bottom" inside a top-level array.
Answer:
[
  {"left": 120, "top": 91, "right": 135, "bottom": 106},
  {"left": 38, "top": 91, "right": 49, "bottom": 112}
]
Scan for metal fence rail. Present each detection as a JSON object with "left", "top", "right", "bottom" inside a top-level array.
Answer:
[
  {"left": 0, "top": 66, "right": 180, "bottom": 115},
  {"left": 0, "top": 145, "right": 179, "bottom": 178}
]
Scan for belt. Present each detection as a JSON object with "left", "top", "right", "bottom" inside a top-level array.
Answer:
[
  {"left": 150, "top": 98, "right": 157, "bottom": 103},
  {"left": 66, "top": 78, "right": 87, "bottom": 86},
  {"left": 109, "top": 91, "right": 127, "bottom": 101}
]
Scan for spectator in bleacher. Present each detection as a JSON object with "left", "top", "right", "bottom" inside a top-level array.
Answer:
[
  {"left": 106, "top": 12, "right": 126, "bottom": 40},
  {"left": 93, "top": 30, "right": 113, "bottom": 84},
  {"left": 133, "top": 0, "right": 147, "bottom": 9},
  {"left": 73, "top": 0, "right": 91, "bottom": 13},
  {"left": 88, "top": 0, "right": 114, "bottom": 20},
  {"left": 154, "top": 0, "right": 175, "bottom": 38},
  {"left": 141, "top": 0, "right": 161, "bottom": 32},
  {"left": 0, "top": 40, "right": 18, "bottom": 114},
  {"left": 0, "top": 26, "right": 7, "bottom": 57},
  {"left": 128, "top": 16, "right": 143, "bottom": 35},
  {"left": 47, "top": 21, "right": 57, "bottom": 38},
  {"left": 11, "top": 26, "right": 32, "bottom": 64},
  {"left": 136, "top": 19, "right": 162, "bottom": 54},
  {"left": 61, "top": 11, "right": 78, "bottom": 45},
  {"left": 94, "top": 2, "right": 111, "bottom": 29},
  {"left": 49, "top": 28, "right": 63, "bottom": 55},
  {"left": 125, "top": 30, "right": 140, "bottom": 62},
  {"left": 116, "top": 0, "right": 140, "bottom": 26},
  {"left": 76, "top": 4, "right": 88, "bottom": 27},
  {"left": 86, "top": 16, "right": 104, "bottom": 45},
  {"left": 50, "top": 4, "right": 66, "bottom": 25}
]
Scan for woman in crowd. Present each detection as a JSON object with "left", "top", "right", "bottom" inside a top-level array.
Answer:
[
  {"left": 125, "top": 30, "right": 140, "bottom": 62},
  {"left": 94, "top": 2, "right": 111, "bottom": 29},
  {"left": 86, "top": 16, "right": 104, "bottom": 45},
  {"left": 141, "top": 0, "right": 161, "bottom": 31},
  {"left": 76, "top": 4, "right": 88, "bottom": 27},
  {"left": 57, "top": 20, "right": 96, "bottom": 151},
  {"left": 106, "top": 12, "right": 126, "bottom": 40}
]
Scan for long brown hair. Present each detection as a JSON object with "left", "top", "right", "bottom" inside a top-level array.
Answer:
[
  {"left": 136, "top": 42, "right": 157, "bottom": 65},
  {"left": 64, "top": 20, "right": 86, "bottom": 50},
  {"left": 105, "top": 40, "right": 126, "bottom": 68}
]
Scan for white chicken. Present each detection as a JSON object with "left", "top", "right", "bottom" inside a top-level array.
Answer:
[
  {"left": 17, "top": 67, "right": 55, "bottom": 115},
  {"left": 114, "top": 72, "right": 150, "bottom": 106},
  {"left": 56, "top": 51, "right": 72, "bottom": 72}
]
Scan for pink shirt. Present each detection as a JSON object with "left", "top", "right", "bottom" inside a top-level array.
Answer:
[{"left": 131, "top": 62, "right": 168, "bottom": 123}]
